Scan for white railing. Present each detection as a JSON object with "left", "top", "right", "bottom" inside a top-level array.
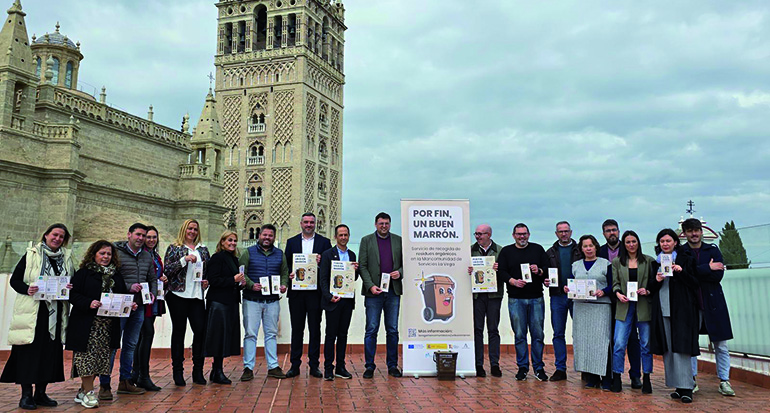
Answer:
[
  {"left": 248, "top": 123, "right": 266, "bottom": 133},
  {"left": 241, "top": 239, "right": 258, "bottom": 248},
  {"left": 246, "top": 156, "right": 265, "bottom": 166},
  {"left": 246, "top": 196, "right": 263, "bottom": 206}
]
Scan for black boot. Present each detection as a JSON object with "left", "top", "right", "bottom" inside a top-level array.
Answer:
[
  {"left": 611, "top": 373, "right": 622, "bottom": 393},
  {"left": 33, "top": 383, "right": 57, "bottom": 407},
  {"left": 136, "top": 375, "right": 162, "bottom": 391},
  {"left": 210, "top": 368, "right": 232, "bottom": 385},
  {"left": 173, "top": 369, "right": 186, "bottom": 386},
  {"left": 642, "top": 373, "right": 652, "bottom": 394},
  {"left": 20, "top": 384, "right": 36, "bottom": 410},
  {"left": 192, "top": 366, "right": 207, "bottom": 385}
]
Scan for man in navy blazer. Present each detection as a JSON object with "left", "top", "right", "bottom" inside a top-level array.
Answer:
[
  {"left": 318, "top": 224, "right": 359, "bottom": 380},
  {"left": 283, "top": 213, "right": 332, "bottom": 378}
]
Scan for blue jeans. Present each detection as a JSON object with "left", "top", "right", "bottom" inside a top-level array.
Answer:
[
  {"left": 100, "top": 304, "right": 145, "bottom": 384},
  {"left": 364, "top": 292, "right": 400, "bottom": 370},
  {"left": 692, "top": 340, "right": 730, "bottom": 381},
  {"left": 550, "top": 294, "right": 572, "bottom": 371},
  {"left": 627, "top": 325, "right": 642, "bottom": 378},
  {"left": 242, "top": 299, "right": 280, "bottom": 370},
  {"left": 508, "top": 297, "right": 545, "bottom": 372},
  {"left": 612, "top": 303, "right": 652, "bottom": 374}
]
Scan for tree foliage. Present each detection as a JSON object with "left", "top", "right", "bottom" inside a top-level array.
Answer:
[{"left": 719, "top": 221, "right": 750, "bottom": 269}]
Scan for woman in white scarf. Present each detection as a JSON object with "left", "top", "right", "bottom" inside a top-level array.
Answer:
[{"left": 0, "top": 224, "right": 74, "bottom": 410}]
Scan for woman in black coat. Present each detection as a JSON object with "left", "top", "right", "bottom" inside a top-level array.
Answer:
[
  {"left": 648, "top": 229, "right": 699, "bottom": 404},
  {"left": 203, "top": 231, "right": 245, "bottom": 384},
  {"left": 67, "top": 240, "right": 135, "bottom": 408}
]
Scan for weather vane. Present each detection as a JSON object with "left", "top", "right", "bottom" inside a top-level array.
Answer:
[
  {"left": 686, "top": 200, "right": 695, "bottom": 216},
  {"left": 207, "top": 72, "right": 215, "bottom": 89}
]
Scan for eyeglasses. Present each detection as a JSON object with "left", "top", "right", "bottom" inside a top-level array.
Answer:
[
  {"left": 513, "top": 232, "right": 529, "bottom": 237},
  {"left": 474, "top": 232, "right": 489, "bottom": 237},
  {"left": 603, "top": 228, "right": 619, "bottom": 233},
  {"left": 556, "top": 230, "right": 571, "bottom": 234}
]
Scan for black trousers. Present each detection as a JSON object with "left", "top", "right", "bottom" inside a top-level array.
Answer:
[
  {"left": 323, "top": 299, "right": 354, "bottom": 371},
  {"left": 473, "top": 295, "right": 503, "bottom": 368},
  {"left": 288, "top": 291, "right": 322, "bottom": 369},
  {"left": 133, "top": 314, "right": 156, "bottom": 378},
  {"left": 165, "top": 293, "right": 206, "bottom": 371}
]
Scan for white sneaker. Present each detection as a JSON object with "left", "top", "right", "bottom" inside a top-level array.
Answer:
[
  {"left": 81, "top": 390, "right": 99, "bottom": 409},
  {"left": 719, "top": 381, "right": 736, "bottom": 396},
  {"left": 693, "top": 377, "right": 699, "bottom": 393},
  {"left": 74, "top": 388, "right": 85, "bottom": 403}
]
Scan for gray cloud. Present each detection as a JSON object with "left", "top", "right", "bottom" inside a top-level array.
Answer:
[{"left": 24, "top": 0, "right": 770, "bottom": 255}]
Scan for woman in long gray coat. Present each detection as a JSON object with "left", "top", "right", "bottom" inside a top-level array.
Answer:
[{"left": 567, "top": 235, "right": 612, "bottom": 389}]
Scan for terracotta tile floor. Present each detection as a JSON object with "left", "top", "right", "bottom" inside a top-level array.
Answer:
[{"left": 1, "top": 352, "right": 766, "bottom": 412}]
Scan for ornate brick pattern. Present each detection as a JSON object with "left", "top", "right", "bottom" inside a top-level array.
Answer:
[
  {"left": 273, "top": 90, "right": 294, "bottom": 145},
  {"left": 222, "top": 95, "right": 242, "bottom": 146},
  {"left": 222, "top": 61, "right": 297, "bottom": 88},
  {"left": 330, "top": 107, "right": 340, "bottom": 163},
  {"left": 306, "top": 93, "right": 317, "bottom": 155},
  {"left": 249, "top": 92, "right": 269, "bottom": 113},
  {"left": 304, "top": 160, "right": 315, "bottom": 212},
  {"left": 330, "top": 169, "right": 339, "bottom": 226},
  {"left": 270, "top": 167, "right": 292, "bottom": 226},
  {"left": 222, "top": 170, "right": 239, "bottom": 222}
]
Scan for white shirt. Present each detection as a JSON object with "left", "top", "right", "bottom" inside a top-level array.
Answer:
[
  {"left": 301, "top": 234, "right": 315, "bottom": 255},
  {"left": 171, "top": 244, "right": 203, "bottom": 300}
]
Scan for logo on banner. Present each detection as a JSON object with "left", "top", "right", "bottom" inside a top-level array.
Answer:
[{"left": 415, "top": 273, "right": 456, "bottom": 323}]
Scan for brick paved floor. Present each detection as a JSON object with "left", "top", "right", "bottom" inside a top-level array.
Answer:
[{"left": 0, "top": 352, "right": 766, "bottom": 412}]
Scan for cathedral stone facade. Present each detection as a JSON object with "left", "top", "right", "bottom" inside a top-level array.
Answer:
[
  {"left": 0, "top": 0, "right": 227, "bottom": 262},
  {"left": 214, "top": 0, "right": 346, "bottom": 247},
  {"left": 0, "top": 0, "right": 345, "bottom": 267}
]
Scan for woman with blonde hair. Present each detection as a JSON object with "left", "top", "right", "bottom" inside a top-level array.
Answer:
[
  {"left": 164, "top": 219, "right": 210, "bottom": 386},
  {"left": 204, "top": 231, "right": 245, "bottom": 384},
  {"left": 68, "top": 240, "right": 135, "bottom": 408},
  {"left": 1, "top": 224, "right": 74, "bottom": 409}
]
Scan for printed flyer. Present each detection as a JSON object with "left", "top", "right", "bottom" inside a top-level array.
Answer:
[
  {"left": 567, "top": 279, "right": 597, "bottom": 300},
  {"left": 402, "top": 199, "right": 474, "bottom": 377},
  {"left": 548, "top": 268, "right": 559, "bottom": 287},
  {"left": 661, "top": 254, "right": 674, "bottom": 277},
  {"left": 97, "top": 293, "right": 134, "bottom": 317},
  {"left": 330, "top": 260, "right": 356, "bottom": 298},
  {"left": 627, "top": 281, "right": 638, "bottom": 301},
  {"left": 470, "top": 256, "right": 497, "bottom": 293},
  {"left": 292, "top": 254, "right": 318, "bottom": 290},
  {"left": 32, "top": 276, "right": 70, "bottom": 301}
]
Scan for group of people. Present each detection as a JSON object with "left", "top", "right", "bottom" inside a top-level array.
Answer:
[
  {"left": 470, "top": 218, "right": 735, "bottom": 405},
  {"left": 0, "top": 214, "right": 734, "bottom": 409}
]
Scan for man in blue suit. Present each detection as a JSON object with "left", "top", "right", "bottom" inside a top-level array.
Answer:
[{"left": 283, "top": 213, "right": 332, "bottom": 378}]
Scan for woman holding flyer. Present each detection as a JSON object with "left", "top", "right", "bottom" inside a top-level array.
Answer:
[
  {"left": 67, "top": 240, "right": 135, "bottom": 408},
  {"left": 566, "top": 235, "right": 612, "bottom": 390},
  {"left": 648, "top": 229, "right": 700, "bottom": 403},
  {"left": 132, "top": 226, "right": 167, "bottom": 391},
  {"left": 1, "top": 224, "right": 74, "bottom": 410},
  {"left": 164, "top": 219, "right": 211, "bottom": 386},
  {"left": 204, "top": 231, "right": 244, "bottom": 384},
  {"left": 610, "top": 230, "right": 655, "bottom": 394}
]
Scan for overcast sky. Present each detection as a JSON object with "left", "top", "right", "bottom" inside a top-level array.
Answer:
[{"left": 23, "top": 0, "right": 770, "bottom": 251}]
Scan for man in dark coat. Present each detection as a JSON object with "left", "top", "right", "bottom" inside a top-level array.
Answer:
[
  {"left": 283, "top": 213, "right": 332, "bottom": 378},
  {"left": 681, "top": 218, "right": 735, "bottom": 396}
]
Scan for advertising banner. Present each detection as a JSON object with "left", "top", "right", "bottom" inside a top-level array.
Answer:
[{"left": 401, "top": 199, "right": 475, "bottom": 376}]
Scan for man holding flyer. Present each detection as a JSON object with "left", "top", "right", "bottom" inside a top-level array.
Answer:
[
  {"left": 318, "top": 224, "right": 359, "bottom": 380},
  {"left": 497, "top": 223, "right": 549, "bottom": 382},
  {"left": 283, "top": 213, "right": 332, "bottom": 379},
  {"left": 359, "top": 212, "right": 403, "bottom": 378},
  {"left": 466, "top": 224, "right": 502, "bottom": 378},
  {"left": 99, "top": 223, "right": 156, "bottom": 399}
]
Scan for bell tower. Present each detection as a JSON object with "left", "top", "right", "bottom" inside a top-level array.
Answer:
[{"left": 214, "top": 0, "right": 346, "bottom": 247}]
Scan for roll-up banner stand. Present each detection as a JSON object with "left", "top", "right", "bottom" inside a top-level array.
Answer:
[{"left": 401, "top": 199, "right": 475, "bottom": 377}]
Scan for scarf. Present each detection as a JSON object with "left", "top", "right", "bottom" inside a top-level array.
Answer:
[
  {"left": 40, "top": 243, "right": 67, "bottom": 340},
  {"left": 86, "top": 261, "right": 117, "bottom": 293}
]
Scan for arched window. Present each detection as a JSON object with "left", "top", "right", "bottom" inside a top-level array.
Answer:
[
  {"left": 258, "top": 145, "right": 264, "bottom": 156},
  {"left": 65, "top": 61, "right": 73, "bottom": 88},
  {"left": 249, "top": 228, "right": 255, "bottom": 239},
  {"left": 35, "top": 57, "right": 41, "bottom": 80},
  {"left": 250, "top": 187, "right": 256, "bottom": 197},
  {"left": 251, "top": 146, "right": 258, "bottom": 157},
  {"left": 256, "top": 187, "right": 263, "bottom": 196},
  {"left": 51, "top": 57, "right": 60, "bottom": 85}
]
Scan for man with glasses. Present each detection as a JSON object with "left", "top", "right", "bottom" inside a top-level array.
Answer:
[
  {"left": 544, "top": 221, "right": 581, "bottom": 381},
  {"left": 467, "top": 224, "right": 502, "bottom": 377},
  {"left": 497, "top": 223, "right": 549, "bottom": 382},
  {"left": 599, "top": 219, "right": 642, "bottom": 389}
]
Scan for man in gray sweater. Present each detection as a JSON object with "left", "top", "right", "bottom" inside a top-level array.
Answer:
[{"left": 98, "top": 223, "right": 156, "bottom": 399}]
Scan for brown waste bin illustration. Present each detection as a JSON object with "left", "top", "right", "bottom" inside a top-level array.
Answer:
[
  {"left": 474, "top": 270, "right": 485, "bottom": 284},
  {"left": 333, "top": 274, "right": 344, "bottom": 289},
  {"left": 420, "top": 275, "right": 455, "bottom": 322},
  {"left": 296, "top": 268, "right": 306, "bottom": 281}
]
